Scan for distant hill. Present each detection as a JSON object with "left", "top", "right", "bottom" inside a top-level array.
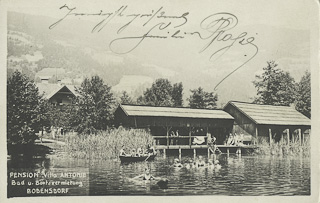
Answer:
[{"left": 7, "top": 11, "right": 310, "bottom": 106}]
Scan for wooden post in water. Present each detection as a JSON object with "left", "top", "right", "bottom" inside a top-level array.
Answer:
[
  {"left": 163, "top": 149, "right": 166, "bottom": 158},
  {"left": 298, "top": 129, "right": 302, "bottom": 146},
  {"left": 189, "top": 127, "right": 192, "bottom": 148},
  {"left": 255, "top": 126, "right": 258, "bottom": 145},
  {"left": 206, "top": 127, "right": 209, "bottom": 145},
  {"left": 269, "top": 128, "right": 272, "bottom": 146},
  {"left": 236, "top": 147, "right": 241, "bottom": 154},
  {"left": 193, "top": 148, "right": 196, "bottom": 159},
  {"left": 166, "top": 127, "right": 169, "bottom": 147},
  {"left": 227, "top": 147, "right": 229, "bottom": 155},
  {"left": 179, "top": 147, "right": 182, "bottom": 160},
  {"left": 207, "top": 148, "right": 210, "bottom": 159},
  {"left": 286, "top": 129, "right": 290, "bottom": 144}
]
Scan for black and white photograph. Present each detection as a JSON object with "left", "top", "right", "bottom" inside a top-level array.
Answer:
[{"left": 0, "top": 0, "right": 319, "bottom": 202}]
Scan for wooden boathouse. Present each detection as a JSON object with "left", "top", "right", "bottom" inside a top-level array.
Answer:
[
  {"left": 223, "top": 101, "right": 311, "bottom": 145},
  {"left": 114, "top": 104, "right": 236, "bottom": 156}
]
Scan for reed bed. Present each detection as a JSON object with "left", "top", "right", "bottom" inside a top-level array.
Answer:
[
  {"left": 254, "top": 136, "right": 310, "bottom": 157},
  {"left": 64, "top": 128, "right": 154, "bottom": 160}
]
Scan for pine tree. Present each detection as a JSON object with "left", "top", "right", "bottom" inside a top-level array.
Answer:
[
  {"left": 120, "top": 91, "right": 134, "bottom": 105},
  {"left": 295, "top": 70, "right": 311, "bottom": 118},
  {"left": 188, "top": 87, "right": 218, "bottom": 109},
  {"left": 253, "top": 61, "right": 296, "bottom": 106}
]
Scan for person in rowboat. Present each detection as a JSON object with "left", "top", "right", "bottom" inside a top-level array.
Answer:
[
  {"left": 119, "top": 145, "right": 126, "bottom": 156},
  {"left": 131, "top": 149, "right": 137, "bottom": 157},
  {"left": 147, "top": 144, "right": 156, "bottom": 155},
  {"left": 137, "top": 146, "right": 143, "bottom": 157}
]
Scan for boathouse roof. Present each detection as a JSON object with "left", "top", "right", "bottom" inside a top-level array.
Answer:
[
  {"left": 224, "top": 101, "right": 310, "bottom": 126},
  {"left": 119, "top": 105, "right": 234, "bottom": 120}
]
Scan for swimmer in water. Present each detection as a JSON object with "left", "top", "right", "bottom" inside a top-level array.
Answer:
[
  {"left": 214, "top": 160, "right": 222, "bottom": 169},
  {"left": 185, "top": 160, "right": 192, "bottom": 169},
  {"left": 132, "top": 168, "right": 169, "bottom": 189},
  {"left": 173, "top": 158, "right": 183, "bottom": 168},
  {"left": 133, "top": 168, "right": 154, "bottom": 180},
  {"left": 207, "top": 160, "right": 215, "bottom": 169},
  {"left": 196, "top": 156, "right": 206, "bottom": 167}
]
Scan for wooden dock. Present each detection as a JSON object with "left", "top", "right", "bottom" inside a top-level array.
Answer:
[{"left": 155, "top": 144, "right": 258, "bottom": 159}]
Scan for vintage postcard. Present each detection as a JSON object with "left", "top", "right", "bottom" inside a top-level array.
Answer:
[{"left": 0, "top": 0, "right": 319, "bottom": 202}]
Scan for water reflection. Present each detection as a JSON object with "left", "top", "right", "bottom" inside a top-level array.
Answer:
[{"left": 8, "top": 153, "right": 310, "bottom": 196}]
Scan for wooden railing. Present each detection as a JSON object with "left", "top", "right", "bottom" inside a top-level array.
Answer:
[{"left": 152, "top": 135, "right": 209, "bottom": 147}]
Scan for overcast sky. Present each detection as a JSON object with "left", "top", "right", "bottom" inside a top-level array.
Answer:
[
  {"left": 7, "top": 0, "right": 314, "bottom": 29},
  {"left": 3, "top": 0, "right": 318, "bottom": 105}
]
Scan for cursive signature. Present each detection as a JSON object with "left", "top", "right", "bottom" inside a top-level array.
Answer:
[{"left": 49, "top": 5, "right": 259, "bottom": 89}]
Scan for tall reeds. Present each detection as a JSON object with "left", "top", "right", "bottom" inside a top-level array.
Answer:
[
  {"left": 64, "top": 128, "right": 154, "bottom": 160},
  {"left": 254, "top": 136, "right": 310, "bottom": 157}
]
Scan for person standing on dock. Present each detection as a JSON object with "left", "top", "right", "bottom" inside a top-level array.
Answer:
[
  {"left": 170, "top": 131, "right": 175, "bottom": 145},
  {"left": 175, "top": 130, "right": 179, "bottom": 145},
  {"left": 208, "top": 134, "right": 217, "bottom": 153}
]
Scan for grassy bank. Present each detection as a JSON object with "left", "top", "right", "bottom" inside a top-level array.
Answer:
[
  {"left": 64, "top": 128, "right": 154, "bottom": 160},
  {"left": 254, "top": 137, "right": 310, "bottom": 157}
]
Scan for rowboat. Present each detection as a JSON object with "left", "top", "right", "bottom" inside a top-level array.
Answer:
[{"left": 119, "top": 153, "right": 157, "bottom": 163}]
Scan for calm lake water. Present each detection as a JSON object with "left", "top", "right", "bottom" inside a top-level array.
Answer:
[{"left": 8, "top": 150, "right": 310, "bottom": 197}]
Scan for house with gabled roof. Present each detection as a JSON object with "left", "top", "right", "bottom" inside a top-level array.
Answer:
[
  {"left": 36, "top": 83, "right": 77, "bottom": 105},
  {"left": 223, "top": 101, "right": 311, "bottom": 144}
]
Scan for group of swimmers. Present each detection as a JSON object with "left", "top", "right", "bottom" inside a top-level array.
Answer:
[
  {"left": 173, "top": 156, "right": 221, "bottom": 170},
  {"left": 120, "top": 144, "right": 156, "bottom": 157}
]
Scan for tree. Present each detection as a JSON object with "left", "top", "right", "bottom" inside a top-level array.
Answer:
[
  {"left": 71, "top": 76, "right": 115, "bottom": 134},
  {"left": 295, "top": 70, "right": 311, "bottom": 118},
  {"left": 253, "top": 61, "right": 296, "bottom": 106},
  {"left": 7, "top": 71, "right": 49, "bottom": 145},
  {"left": 47, "top": 104, "right": 74, "bottom": 132},
  {"left": 188, "top": 87, "right": 218, "bottom": 109},
  {"left": 137, "top": 78, "right": 183, "bottom": 107},
  {"left": 120, "top": 91, "right": 134, "bottom": 105},
  {"left": 172, "top": 82, "right": 183, "bottom": 107}
]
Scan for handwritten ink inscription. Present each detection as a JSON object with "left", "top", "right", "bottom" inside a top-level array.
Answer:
[{"left": 49, "top": 5, "right": 259, "bottom": 89}]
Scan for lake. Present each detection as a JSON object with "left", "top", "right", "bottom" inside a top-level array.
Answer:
[{"left": 7, "top": 150, "right": 310, "bottom": 197}]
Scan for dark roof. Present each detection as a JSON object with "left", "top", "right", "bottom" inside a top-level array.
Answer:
[
  {"left": 225, "top": 101, "right": 310, "bottom": 126},
  {"left": 37, "top": 83, "right": 61, "bottom": 99},
  {"left": 36, "top": 83, "right": 78, "bottom": 99},
  {"left": 120, "top": 105, "right": 234, "bottom": 119}
]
